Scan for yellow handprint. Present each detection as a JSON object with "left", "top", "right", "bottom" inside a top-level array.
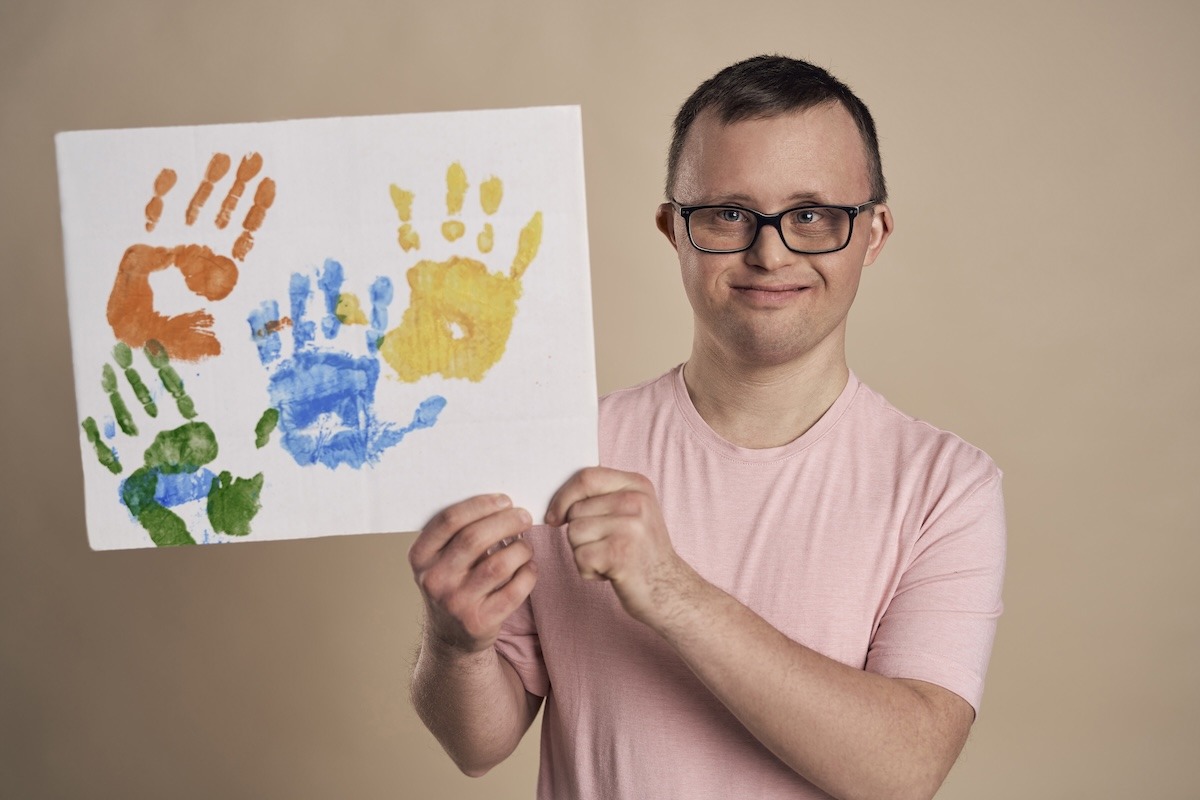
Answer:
[{"left": 378, "top": 163, "right": 542, "bottom": 383}]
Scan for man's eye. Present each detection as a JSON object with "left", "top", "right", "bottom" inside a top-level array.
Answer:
[
  {"left": 791, "top": 209, "right": 820, "bottom": 224},
  {"left": 717, "top": 209, "right": 744, "bottom": 223}
]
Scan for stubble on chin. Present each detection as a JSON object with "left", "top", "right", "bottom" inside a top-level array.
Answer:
[{"left": 702, "top": 313, "right": 815, "bottom": 369}]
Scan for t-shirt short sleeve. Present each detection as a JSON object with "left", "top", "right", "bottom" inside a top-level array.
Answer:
[
  {"left": 865, "top": 471, "right": 1007, "bottom": 715},
  {"left": 495, "top": 595, "right": 550, "bottom": 698}
]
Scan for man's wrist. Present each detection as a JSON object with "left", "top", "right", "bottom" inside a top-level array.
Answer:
[{"left": 634, "top": 556, "right": 709, "bottom": 632}]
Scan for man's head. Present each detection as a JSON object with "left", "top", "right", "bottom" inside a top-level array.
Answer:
[
  {"left": 656, "top": 56, "right": 894, "bottom": 371},
  {"left": 665, "top": 55, "right": 887, "bottom": 203}
]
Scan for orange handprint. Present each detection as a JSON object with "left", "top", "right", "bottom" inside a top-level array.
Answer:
[{"left": 108, "top": 154, "right": 275, "bottom": 361}]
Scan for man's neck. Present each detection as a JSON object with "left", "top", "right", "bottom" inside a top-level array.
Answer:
[{"left": 682, "top": 340, "right": 850, "bottom": 450}]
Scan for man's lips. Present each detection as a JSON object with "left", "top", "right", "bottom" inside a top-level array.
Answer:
[
  {"left": 729, "top": 283, "right": 812, "bottom": 306},
  {"left": 729, "top": 284, "right": 806, "bottom": 291},
  {"left": 731, "top": 284, "right": 810, "bottom": 293}
]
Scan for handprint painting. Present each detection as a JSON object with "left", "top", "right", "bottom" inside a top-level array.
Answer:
[{"left": 58, "top": 107, "right": 597, "bottom": 550}]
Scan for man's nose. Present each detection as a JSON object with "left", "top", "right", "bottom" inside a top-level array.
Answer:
[{"left": 744, "top": 220, "right": 794, "bottom": 270}]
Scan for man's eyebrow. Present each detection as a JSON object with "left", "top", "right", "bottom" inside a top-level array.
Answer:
[
  {"left": 695, "top": 190, "right": 832, "bottom": 207},
  {"left": 782, "top": 191, "right": 831, "bottom": 205}
]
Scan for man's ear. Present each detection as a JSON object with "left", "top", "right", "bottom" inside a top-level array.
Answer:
[
  {"left": 656, "top": 203, "right": 680, "bottom": 250},
  {"left": 862, "top": 203, "right": 894, "bottom": 267}
]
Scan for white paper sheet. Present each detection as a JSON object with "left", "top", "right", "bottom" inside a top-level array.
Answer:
[{"left": 57, "top": 106, "right": 597, "bottom": 550}]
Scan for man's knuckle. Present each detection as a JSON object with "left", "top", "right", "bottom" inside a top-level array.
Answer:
[
  {"left": 458, "top": 525, "right": 488, "bottom": 556},
  {"left": 579, "top": 466, "right": 603, "bottom": 491},
  {"left": 615, "top": 491, "right": 642, "bottom": 516},
  {"left": 437, "top": 505, "right": 466, "bottom": 532},
  {"left": 477, "top": 554, "right": 506, "bottom": 583},
  {"left": 417, "top": 569, "right": 447, "bottom": 599},
  {"left": 511, "top": 539, "right": 534, "bottom": 564},
  {"left": 575, "top": 546, "right": 601, "bottom": 572},
  {"left": 632, "top": 473, "right": 656, "bottom": 496}
]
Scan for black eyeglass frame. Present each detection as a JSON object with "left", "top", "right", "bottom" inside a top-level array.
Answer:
[{"left": 671, "top": 200, "right": 880, "bottom": 255}]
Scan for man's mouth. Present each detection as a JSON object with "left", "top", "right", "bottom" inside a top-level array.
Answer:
[
  {"left": 729, "top": 284, "right": 811, "bottom": 306},
  {"left": 732, "top": 284, "right": 808, "bottom": 293}
]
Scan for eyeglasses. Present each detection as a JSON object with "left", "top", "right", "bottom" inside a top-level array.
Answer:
[{"left": 671, "top": 200, "right": 878, "bottom": 255}]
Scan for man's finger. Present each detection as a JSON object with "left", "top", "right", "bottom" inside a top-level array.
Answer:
[
  {"left": 478, "top": 560, "right": 538, "bottom": 623},
  {"left": 562, "top": 515, "right": 618, "bottom": 550},
  {"left": 440, "top": 507, "right": 533, "bottom": 574},
  {"left": 545, "top": 467, "right": 635, "bottom": 526},
  {"left": 571, "top": 539, "right": 614, "bottom": 582},
  {"left": 409, "top": 494, "right": 512, "bottom": 566},
  {"left": 561, "top": 490, "right": 649, "bottom": 524},
  {"left": 463, "top": 537, "right": 535, "bottom": 597}
]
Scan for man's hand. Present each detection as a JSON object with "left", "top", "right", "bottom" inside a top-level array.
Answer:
[
  {"left": 408, "top": 494, "right": 543, "bottom": 777},
  {"left": 409, "top": 494, "right": 536, "bottom": 654},
  {"left": 545, "top": 467, "right": 697, "bottom": 625}
]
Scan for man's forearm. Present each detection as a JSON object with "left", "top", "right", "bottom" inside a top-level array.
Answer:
[
  {"left": 648, "top": 565, "right": 972, "bottom": 800},
  {"left": 410, "top": 629, "right": 540, "bottom": 777}
]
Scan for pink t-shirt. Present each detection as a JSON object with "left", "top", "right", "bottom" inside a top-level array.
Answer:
[{"left": 496, "top": 367, "right": 1006, "bottom": 799}]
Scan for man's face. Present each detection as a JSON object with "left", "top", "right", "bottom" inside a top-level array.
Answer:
[{"left": 657, "top": 103, "right": 892, "bottom": 369}]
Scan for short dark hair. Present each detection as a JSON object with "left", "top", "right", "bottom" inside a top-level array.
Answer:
[{"left": 666, "top": 55, "right": 887, "bottom": 202}]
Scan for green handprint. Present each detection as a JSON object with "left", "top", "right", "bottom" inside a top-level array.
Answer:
[{"left": 80, "top": 340, "right": 265, "bottom": 546}]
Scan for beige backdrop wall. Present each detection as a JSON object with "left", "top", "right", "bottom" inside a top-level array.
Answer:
[{"left": 2, "top": 1, "right": 1196, "bottom": 798}]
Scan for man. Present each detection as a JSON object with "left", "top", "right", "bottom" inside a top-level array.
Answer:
[{"left": 407, "top": 55, "right": 1006, "bottom": 800}]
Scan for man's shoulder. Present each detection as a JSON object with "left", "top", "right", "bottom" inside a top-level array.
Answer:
[
  {"left": 596, "top": 366, "right": 683, "bottom": 467},
  {"left": 598, "top": 366, "right": 680, "bottom": 419},
  {"left": 849, "top": 376, "right": 1001, "bottom": 483}
]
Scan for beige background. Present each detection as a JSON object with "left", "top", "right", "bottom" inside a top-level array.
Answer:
[{"left": 1, "top": 1, "right": 1196, "bottom": 798}]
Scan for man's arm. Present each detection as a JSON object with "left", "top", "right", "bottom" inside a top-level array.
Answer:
[
  {"left": 546, "top": 468, "right": 977, "bottom": 800},
  {"left": 408, "top": 494, "right": 542, "bottom": 776},
  {"left": 642, "top": 564, "right": 973, "bottom": 800}
]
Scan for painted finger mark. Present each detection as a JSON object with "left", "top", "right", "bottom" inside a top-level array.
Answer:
[
  {"left": 510, "top": 212, "right": 543, "bottom": 280},
  {"left": 317, "top": 259, "right": 345, "bottom": 339},
  {"left": 390, "top": 184, "right": 420, "bottom": 252},
  {"left": 248, "top": 300, "right": 288, "bottom": 364},
  {"left": 186, "top": 154, "right": 232, "bottom": 225},
  {"left": 477, "top": 223, "right": 494, "bottom": 253},
  {"left": 442, "top": 163, "right": 468, "bottom": 241},
  {"left": 113, "top": 342, "right": 157, "bottom": 418},
  {"left": 480, "top": 176, "right": 503, "bottom": 215},
  {"left": 390, "top": 184, "right": 414, "bottom": 221},
  {"left": 367, "top": 276, "right": 393, "bottom": 354},
  {"left": 216, "top": 153, "right": 264, "bottom": 229},
  {"left": 82, "top": 416, "right": 122, "bottom": 474},
  {"left": 144, "top": 340, "right": 197, "bottom": 419},
  {"left": 254, "top": 408, "right": 279, "bottom": 448},
  {"left": 477, "top": 176, "right": 503, "bottom": 252},
  {"left": 407, "top": 396, "right": 447, "bottom": 432},
  {"left": 289, "top": 273, "right": 316, "bottom": 349},
  {"left": 231, "top": 176, "right": 275, "bottom": 261},
  {"left": 445, "top": 162, "right": 468, "bottom": 214},
  {"left": 102, "top": 363, "right": 137, "bottom": 436},
  {"left": 335, "top": 294, "right": 368, "bottom": 326},
  {"left": 145, "top": 169, "right": 177, "bottom": 232}
]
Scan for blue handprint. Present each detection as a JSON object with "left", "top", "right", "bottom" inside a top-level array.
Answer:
[{"left": 249, "top": 259, "right": 446, "bottom": 469}]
